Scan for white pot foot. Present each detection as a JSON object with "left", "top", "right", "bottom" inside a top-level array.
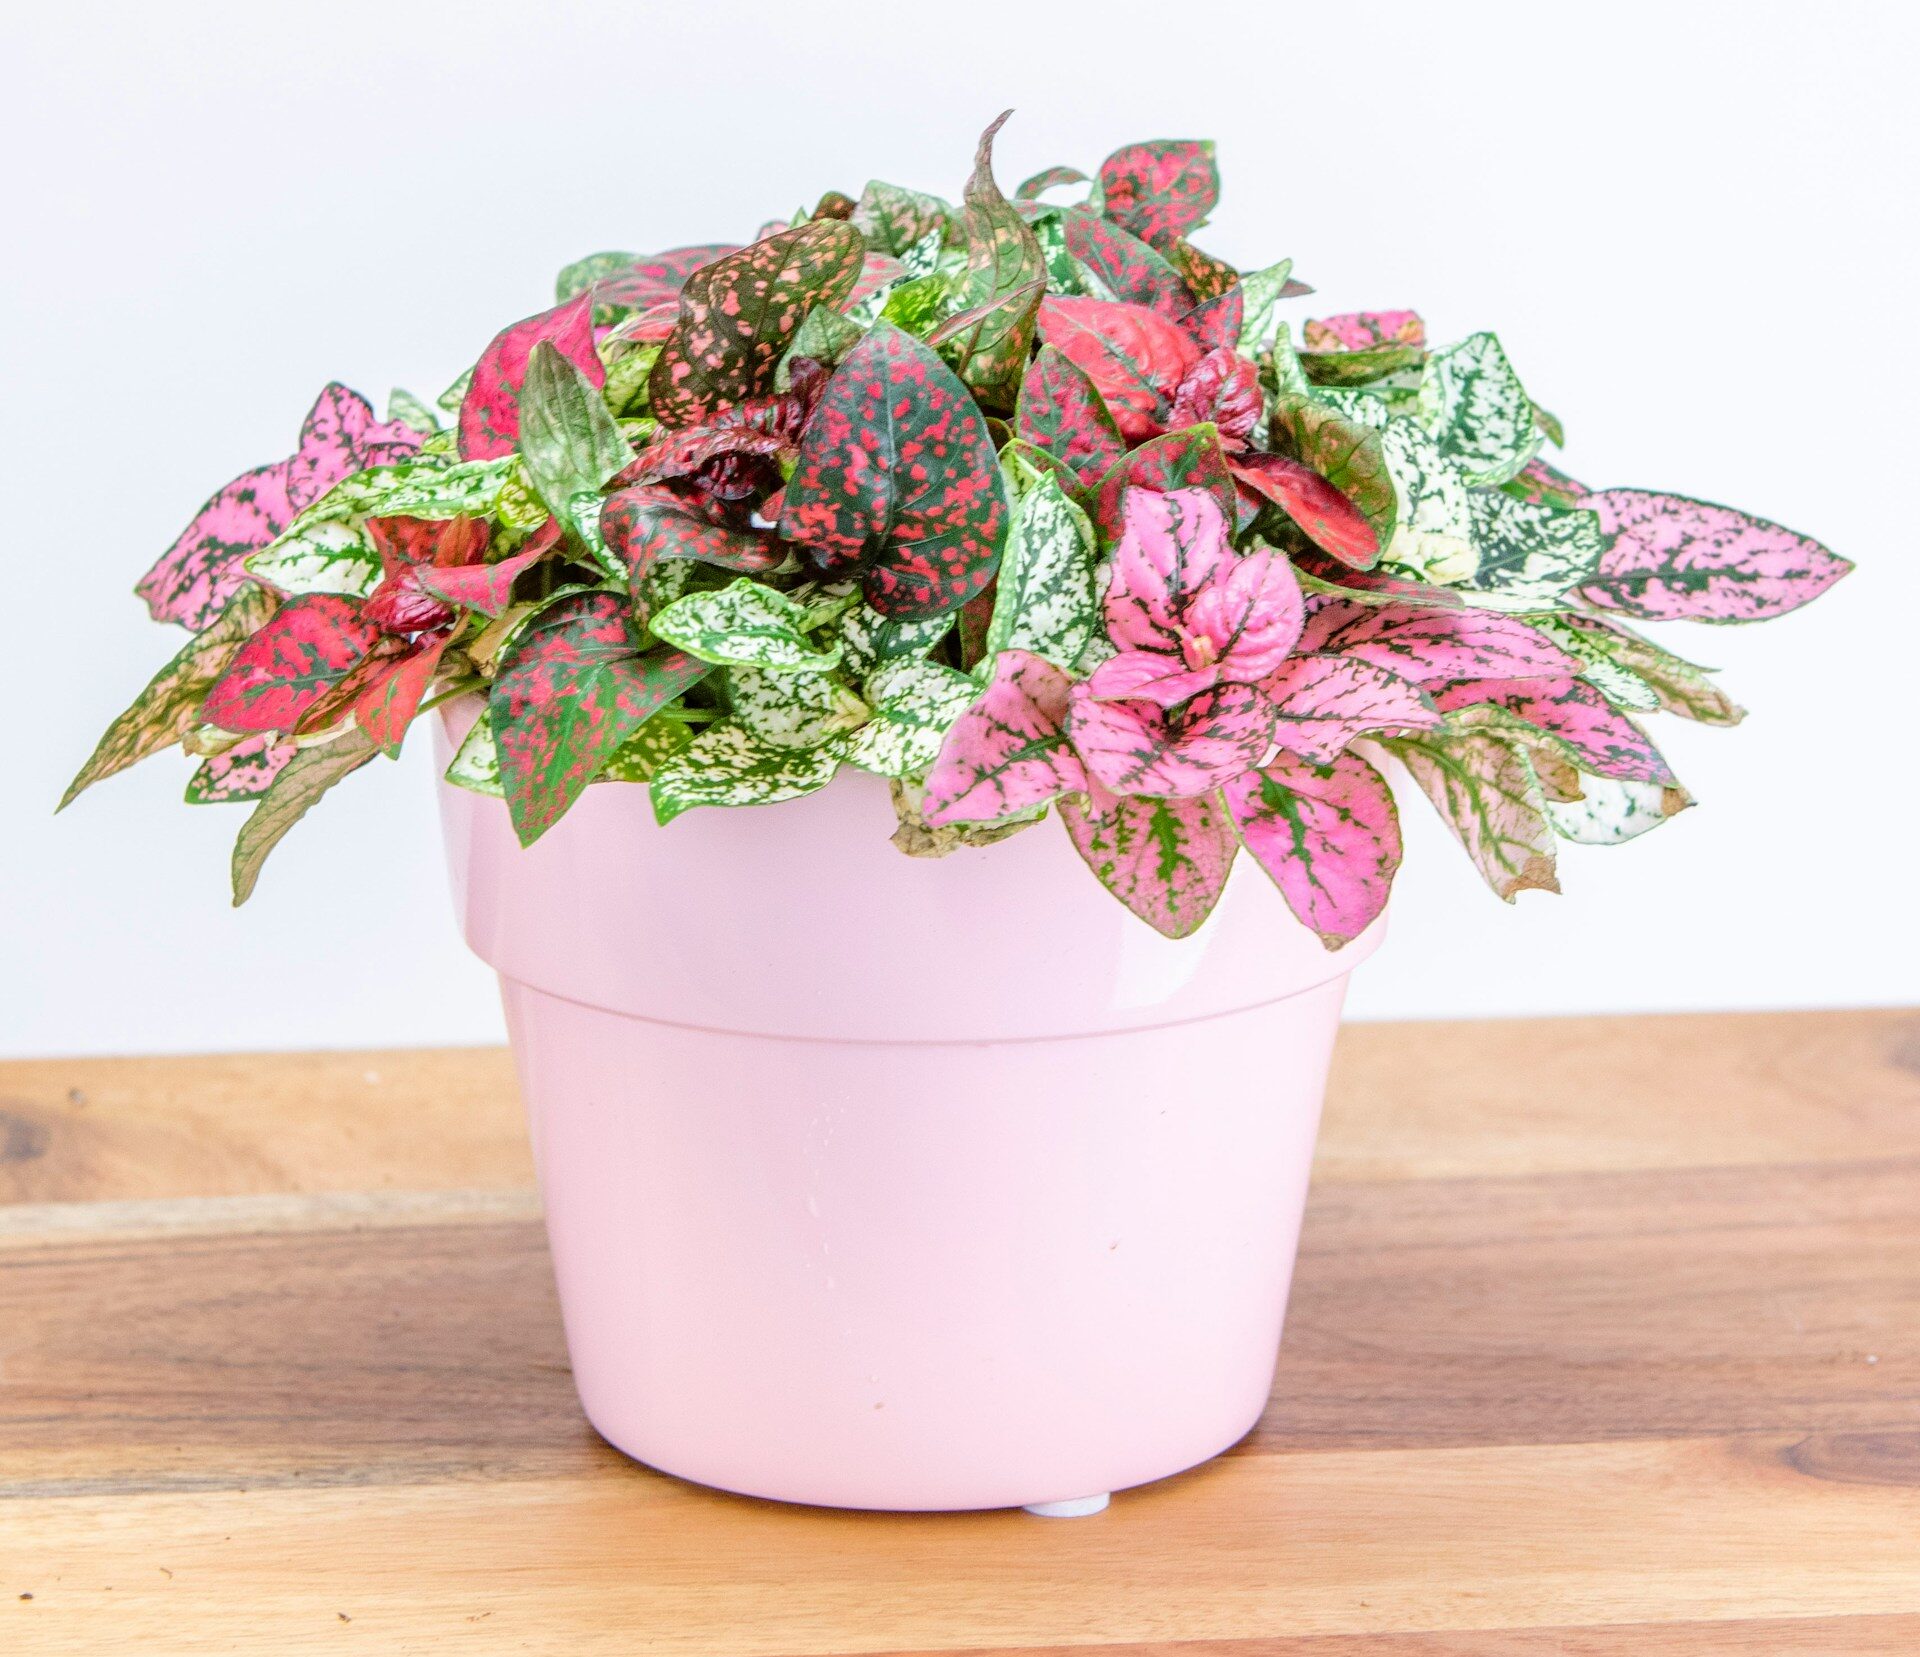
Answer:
[{"left": 1022, "top": 1493, "right": 1111, "bottom": 1518}]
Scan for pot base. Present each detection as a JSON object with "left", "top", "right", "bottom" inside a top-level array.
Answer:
[{"left": 1024, "top": 1494, "right": 1111, "bottom": 1518}]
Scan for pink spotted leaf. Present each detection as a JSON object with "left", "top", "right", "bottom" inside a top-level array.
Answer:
[
  {"left": 137, "top": 461, "right": 296, "bottom": 632},
  {"left": 1067, "top": 681, "right": 1273, "bottom": 799},
  {"left": 1061, "top": 209, "right": 1192, "bottom": 316},
  {"left": 921, "top": 650, "right": 1088, "bottom": 825},
  {"left": 1015, "top": 345, "right": 1127, "bottom": 492},
  {"left": 1035, "top": 296, "right": 1199, "bottom": 441},
  {"left": 1262, "top": 653, "right": 1440, "bottom": 762},
  {"left": 1059, "top": 783, "right": 1238, "bottom": 939},
  {"left": 1432, "top": 677, "right": 1677, "bottom": 785},
  {"left": 458, "top": 294, "right": 604, "bottom": 461},
  {"left": 1578, "top": 489, "right": 1851, "bottom": 622},
  {"left": 1224, "top": 748, "right": 1402, "bottom": 947},
  {"left": 1097, "top": 140, "right": 1219, "bottom": 249},
  {"left": 1297, "top": 600, "right": 1579, "bottom": 686},
  {"left": 200, "top": 593, "right": 382, "bottom": 734},
  {"left": 185, "top": 733, "right": 298, "bottom": 804}
]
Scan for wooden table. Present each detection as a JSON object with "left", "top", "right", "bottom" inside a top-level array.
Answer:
[{"left": 4, "top": 1009, "right": 1918, "bottom": 1654}]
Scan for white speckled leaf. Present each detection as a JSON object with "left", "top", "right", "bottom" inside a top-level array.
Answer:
[
  {"left": 367, "top": 457, "right": 516, "bottom": 521},
  {"left": 1377, "top": 417, "right": 1477, "bottom": 583},
  {"left": 597, "top": 715, "right": 692, "bottom": 783},
  {"left": 831, "top": 600, "right": 953, "bottom": 685},
  {"left": 1418, "top": 333, "right": 1543, "bottom": 488},
  {"left": 246, "top": 517, "right": 381, "bottom": 598},
  {"left": 445, "top": 711, "right": 504, "bottom": 797},
  {"left": 1388, "top": 732, "right": 1560, "bottom": 901},
  {"left": 842, "top": 659, "right": 980, "bottom": 777},
  {"left": 729, "top": 665, "right": 869, "bottom": 750},
  {"left": 650, "top": 580, "right": 842, "bottom": 672},
  {"left": 1528, "top": 616, "right": 1661, "bottom": 712},
  {"left": 984, "top": 463, "right": 1099, "bottom": 670},
  {"left": 1559, "top": 616, "right": 1745, "bottom": 727},
  {"left": 1235, "top": 260, "right": 1298, "bottom": 354},
  {"left": 649, "top": 722, "right": 843, "bottom": 823},
  {"left": 1546, "top": 775, "right": 1692, "bottom": 845},
  {"left": 1463, "top": 490, "right": 1606, "bottom": 610}
]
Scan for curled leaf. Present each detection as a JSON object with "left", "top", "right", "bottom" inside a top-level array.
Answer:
[{"left": 1035, "top": 295, "right": 1199, "bottom": 441}]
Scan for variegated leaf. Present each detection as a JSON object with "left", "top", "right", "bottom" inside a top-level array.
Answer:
[
  {"left": 353, "top": 634, "right": 451, "bottom": 757},
  {"left": 1261, "top": 653, "right": 1439, "bottom": 761},
  {"left": 1016, "top": 165, "right": 1088, "bottom": 202},
  {"left": 415, "top": 523, "right": 559, "bottom": 619},
  {"left": 1089, "top": 424, "right": 1238, "bottom": 542},
  {"left": 285, "top": 383, "right": 424, "bottom": 511},
  {"left": 587, "top": 245, "right": 736, "bottom": 316},
  {"left": 515, "top": 342, "right": 631, "bottom": 577},
  {"left": 1559, "top": 615, "right": 1745, "bottom": 726},
  {"left": 1224, "top": 749, "right": 1402, "bottom": 946},
  {"left": 649, "top": 722, "right": 843, "bottom": 824},
  {"left": 1267, "top": 395, "right": 1397, "bottom": 551},
  {"left": 1232, "top": 452, "right": 1379, "bottom": 569},
  {"left": 1067, "top": 681, "right": 1273, "bottom": 799},
  {"left": 1097, "top": 140, "right": 1219, "bottom": 249},
  {"left": 63, "top": 583, "right": 277, "bottom": 808},
  {"left": 1062, "top": 209, "right": 1191, "bottom": 316},
  {"left": 1015, "top": 345, "right": 1127, "bottom": 492},
  {"left": 831, "top": 600, "right": 953, "bottom": 686},
  {"left": 1299, "top": 599, "right": 1577, "bottom": 686},
  {"left": 1388, "top": 732, "right": 1561, "bottom": 900},
  {"left": 1527, "top": 615, "right": 1662, "bottom": 713},
  {"left": 852, "top": 180, "right": 953, "bottom": 257},
  {"left": 841, "top": 659, "right": 980, "bottom": 777},
  {"left": 729, "top": 663, "right": 869, "bottom": 750},
  {"left": 1035, "top": 295, "right": 1199, "bottom": 441},
  {"left": 1504, "top": 455, "right": 1588, "bottom": 511},
  {"left": 201, "top": 593, "right": 381, "bottom": 734},
  {"left": 1434, "top": 677, "right": 1677, "bottom": 785},
  {"left": 949, "top": 112, "right": 1048, "bottom": 408},
  {"left": 445, "top": 712, "right": 503, "bottom": 797},
  {"left": 489, "top": 591, "right": 712, "bottom": 845},
  {"left": 1303, "top": 311, "right": 1426, "bottom": 351},
  {"left": 230, "top": 730, "right": 378, "bottom": 904},
  {"left": 1418, "top": 332, "right": 1543, "bottom": 488},
  {"left": 598, "top": 714, "right": 693, "bottom": 783},
  {"left": 984, "top": 462, "right": 1099, "bottom": 670},
  {"left": 1059, "top": 783, "right": 1237, "bottom": 939},
  {"left": 246, "top": 516, "right": 381, "bottom": 599},
  {"left": 1578, "top": 489, "right": 1852, "bottom": 622},
  {"left": 1233, "top": 259, "right": 1301, "bottom": 356},
  {"left": 186, "top": 732, "right": 297, "bottom": 804},
  {"left": 1463, "top": 489, "right": 1606, "bottom": 610},
  {"left": 137, "top": 460, "right": 295, "bottom": 632},
  {"left": 1166, "top": 239, "right": 1238, "bottom": 304},
  {"left": 780, "top": 322, "right": 1008, "bottom": 619},
  {"left": 649, "top": 221, "right": 866, "bottom": 425},
  {"left": 1547, "top": 775, "right": 1693, "bottom": 846},
  {"left": 386, "top": 388, "right": 441, "bottom": 435},
  {"left": 922, "top": 650, "right": 1087, "bottom": 825},
  {"left": 459, "top": 294, "right": 604, "bottom": 461},
  {"left": 367, "top": 457, "right": 516, "bottom": 521},
  {"left": 649, "top": 579, "right": 840, "bottom": 672}
]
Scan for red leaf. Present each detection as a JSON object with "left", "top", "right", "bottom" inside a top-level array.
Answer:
[
  {"left": 1097, "top": 140, "right": 1219, "bottom": 249},
  {"left": 458, "top": 294, "right": 604, "bottom": 461},
  {"left": 779, "top": 322, "right": 1008, "bottom": 620},
  {"left": 1180, "top": 286, "right": 1243, "bottom": 353},
  {"left": 354, "top": 633, "right": 451, "bottom": 757},
  {"left": 1230, "top": 452, "right": 1380, "bottom": 568},
  {"left": 1089, "top": 425, "right": 1238, "bottom": 542},
  {"left": 1014, "top": 346, "right": 1127, "bottom": 492},
  {"left": 600, "top": 485, "right": 785, "bottom": 610},
  {"left": 416, "top": 520, "right": 562, "bottom": 619},
  {"left": 1035, "top": 296, "right": 1199, "bottom": 441},
  {"left": 1168, "top": 348, "right": 1262, "bottom": 446},
  {"left": 366, "top": 514, "right": 490, "bottom": 575},
  {"left": 202, "top": 594, "right": 381, "bottom": 733},
  {"left": 489, "top": 592, "right": 712, "bottom": 845},
  {"left": 1061, "top": 209, "right": 1191, "bottom": 316},
  {"left": 591, "top": 244, "right": 737, "bottom": 314},
  {"left": 648, "top": 221, "right": 866, "bottom": 426}
]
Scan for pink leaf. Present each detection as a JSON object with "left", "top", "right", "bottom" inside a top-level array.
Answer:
[
  {"left": 1097, "top": 140, "right": 1219, "bottom": 250},
  {"left": 286, "top": 383, "right": 424, "bottom": 510},
  {"left": 1301, "top": 310, "right": 1426, "bottom": 351},
  {"left": 458, "top": 294, "right": 604, "bottom": 461},
  {"left": 201, "top": 593, "right": 382, "bottom": 734},
  {"left": 1262, "top": 653, "right": 1440, "bottom": 761},
  {"left": 1067, "top": 681, "right": 1272, "bottom": 799},
  {"left": 591, "top": 244, "right": 737, "bottom": 314},
  {"left": 922, "top": 651, "right": 1088, "bottom": 825},
  {"left": 1579, "top": 489, "right": 1851, "bottom": 622},
  {"left": 187, "top": 733, "right": 298, "bottom": 803},
  {"left": 1297, "top": 600, "right": 1579, "bottom": 686},
  {"left": 1224, "top": 749, "right": 1402, "bottom": 947},
  {"left": 136, "top": 459, "right": 295, "bottom": 631},
  {"left": 1432, "top": 677, "right": 1677, "bottom": 784},
  {"left": 1183, "top": 546, "right": 1304, "bottom": 682},
  {"left": 1103, "top": 487, "right": 1237, "bottom": 656},
  {"left": 1168, "top": 347, "right": 1262, "bottom": 445},
  {"left": 353, "top": 633, "right": 451, "bottom": 757},
  {"left": 416, "top": 521, "right": 562, "bottom": 619},
  {"left": 1059, "top": 783, "right": 1238, "bottom": 938},
  {"left": 1035, "top": 295, "right": 1199, "bottom": 441},
  {"left": 1231, "top": 451, "right": 1379, "bottom": 569},
  {"left": 1085, "top": 650, "right": 1220, "bottom": 708}
]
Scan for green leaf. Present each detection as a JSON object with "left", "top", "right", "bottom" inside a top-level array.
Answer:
[
  {"left": 63, "top": 583, "right": 277, "bottom": 809},
  {"left": 1234, "top": 259, "right": 1299, "bottom": 355},
  {"left": 371, "top": 457, "right": 516, "bottom": 521},
  {"left": 1268, "top": 321, "right": 1312, "bottom": 397},
  {"left": 556, "top": 249, "right": 638, "bottom": 304},
  {"left": 649, "top": 579, "right": 842, "bottom": 672},
  {"left": 386, "top": 388, "right": 441, "bottom": 434},
  {"left": 230, "top": 730, "right": 378, "bottom": 904},
  {"left": 984, "top": 461, "right": 1099, "bottom": 670},
  {"left": 436, "top": 367, "right": 474, "bottom": 416},
  {"left": 1375, "top": 416, "right": 1478, "bottom": 585},
  {"left": 598, "top": 714, "right": 692, "bottom": 782},
  {"left": 1419, "top": 332, "right": 1543, "bottom": 488},
  {"left": 852, "top": 180, "right": 953, "bottom": 256},
  {"left": 841, "top": 659, "right": 979, "bottom": 777},
  {"left": 649, "top": 722, "right": 843, "bottom": 823},
  {"left": 1267, "top": 395, "right": 1397, "bottom": 551},
  {"left": 445, "top": 712, "right": 504, "bottom": 797},
  {"left": 780, "top": 305, "right": 865, "bottom": 380},
  {"left": 727, "top": 664, "right": 869, "bottom": 750},
  {"left": 516, "top": 341, "right": 631, "bottom": 579},
  {"left": 948, "top": 112, "right": 1048, "bottom": 408}
]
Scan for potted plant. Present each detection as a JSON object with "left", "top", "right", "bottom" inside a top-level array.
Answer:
[{"left": 67, "top": 118, "right": 1848, "bottom": 1516}]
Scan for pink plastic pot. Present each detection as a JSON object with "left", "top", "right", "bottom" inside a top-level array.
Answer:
[{"left": 434, "top": 702, "right": 1383, "bottom": 1513}]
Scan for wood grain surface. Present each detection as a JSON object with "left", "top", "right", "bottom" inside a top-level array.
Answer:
[{"left": 3, "top": 1007, "right": 1918, "bottom": 1653}]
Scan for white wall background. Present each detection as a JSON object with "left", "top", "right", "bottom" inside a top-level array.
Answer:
[{"left": 6, "top": 0, "right": 1916, "bottom": 1057}]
